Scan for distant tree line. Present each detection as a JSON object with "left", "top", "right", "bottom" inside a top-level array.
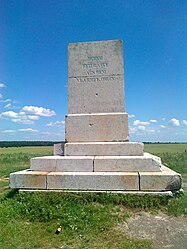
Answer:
[
  {"left": 143, "top": 142, "right": 187, "bottom": 144},
  {"left": 0, "top": 141, "right": 65, "bottom": 148},
  {"left": 0, "top": 141, "right": 186, "bottom": 148}
]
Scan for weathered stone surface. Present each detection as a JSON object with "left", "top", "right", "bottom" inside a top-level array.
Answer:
[
  {"left": 94, "top": 153, "right": 161, "bottom": 172},
  {"left": 47, "top": 172, "right": 139, "bottom": 190},
  {"left": 68, "top": 40, "right": 125, "bottom": 114},
  {"left": 65, "top": 142, "right": 144, "bottom": 156},
  {"left": 139, "top": 165, "right": 182, "bottom": 191},
  {"left": 31, "top": 156, "right": 94, "bottom": 172},
  {"left": 53, "top": 143, "right": 64, "bottom": 156},
  {"left": 9, "top": 170, "right": 47, "bottom": 189},
  {"left": 19, "top": 189, "right": 177, "bottom": 196},
  {"left": 65, "top": 113, "right": 129, "bottom": 142}
]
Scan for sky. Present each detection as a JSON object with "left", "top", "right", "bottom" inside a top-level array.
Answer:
[{"left": 0, "top": 0, "right": 187, "bottom": 142}]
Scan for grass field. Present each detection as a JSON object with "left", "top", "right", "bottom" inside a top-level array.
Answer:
[
  {"left": 0, "top": 144, "right": 187, "bottom": 249},
  {"left": 144, "top": 143, "right": 187, "bottom": 154},
  {"left": 0, "top": 146, "right": 53, "bottom": 154}
]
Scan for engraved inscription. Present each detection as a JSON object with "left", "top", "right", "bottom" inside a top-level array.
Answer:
[
  {"left": 87, "top": 56, "right": 103, "bottom": 60},
  {"left": 82, "top": 62, "right": 108, "bottom": 69},
  {"left": 81, "top": 55, "right": 110, "bottom": 79},
  {"left": 70, "top": 54, "right": 123, "bottom": 83},
  {"left": 87, "top": 69, "right": 106, "bottom": 76},
  {"left": 76, "top": 75, "right": 123, "bottom": 83}
]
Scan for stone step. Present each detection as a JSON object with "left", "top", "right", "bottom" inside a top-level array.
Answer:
[
  {"left": 10, "top": 166, "right": 182, "bottom": 192},
  {"left": 31, "top": 156, "right": 94, "bottom": 172},
  {"left": 10, "top": 170, "right": 48, "bottom": 189},
  {"left": 65, "top": 113, "right": 129, "bottom": 142},
  {"left": 47, "top": 172, "right": 139, "bottom": 191},
  {"left": 139, "top": 165, "right": 181, "bottom": 191},
  {"left": 19, "top": 189, "right": 179, "bottom": 196},
  {"left": 94, "top": 153, "right": 161, "bottom": 172},
  {"left": 30, "top": 153, "right": 161, "bottom": 172},
  {"left": 64, "top": 142, "right": 144, "bottom": 156}
]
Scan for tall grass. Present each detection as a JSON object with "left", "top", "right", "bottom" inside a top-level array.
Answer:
[{"left": 0, "top": 152, "right": 52, "bottom": 177}]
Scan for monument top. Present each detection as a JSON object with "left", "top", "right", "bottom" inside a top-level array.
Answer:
[{"left": 68, "top": 40, "right": 125, "bottom": 114}]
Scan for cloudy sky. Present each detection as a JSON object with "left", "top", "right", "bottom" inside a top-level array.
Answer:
[{"left": 0, "top": 0, "right": 187, "bottom": 142}]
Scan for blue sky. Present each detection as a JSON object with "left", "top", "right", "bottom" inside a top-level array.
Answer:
[{"left": 0, "top": 0, "right": 187, "bottom": 142}]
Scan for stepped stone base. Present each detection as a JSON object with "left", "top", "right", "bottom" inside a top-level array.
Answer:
[
  {"left": 30, "top": 153, "right": 161, "bottom": 172},
  {"left": 10, "top": 165, "right": 181, "bottom": 193}
]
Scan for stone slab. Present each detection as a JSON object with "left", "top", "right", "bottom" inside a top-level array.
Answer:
[
  {"left": 53, "top": 143, "right": 64, "bottom": 156},
  {"left": 30, "top": 156, "right": 94, "bottom": 172},
  {"left": 139, "top": 165, "right": 182, "bottom": 191},
  {"left": 68, "top": 40, "right": 125, "bottom": 114},
  {"left": 64, "top": 142, "right": 144, "bottom": 156},
  {"left": 30, "top": 153, "right": 161, "bottom": 172},
  {"left": 9, "top": 170, "right": 47, "bottom": 189},
  {"left": 47, "top": 172, "right": 139, "bottom": 191},
  {"left": 19, "top": 189, "right": 181, "bottom": 196},
  {"left": 65, "top": 113, "right": 129, "bottom": 142},
  {"left": 94, "top": 153, "right": 161, "bottom": 172}
]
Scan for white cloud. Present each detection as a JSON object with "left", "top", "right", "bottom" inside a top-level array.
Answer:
[
  {"left": 28, "top": 115, "right": 40, "bottom": 120},
  {"left": 133, "top": 120, "right": 150, "bottom": 126},
  {"left": 160, "top": 125, "right": 166, "bottom": 128},
  {"left": 0, "top": 111, "right": 34, "bottom": 124},
  {"left": 4, "top": 103, "right": 12, "bottom": 108},
  {"left": 128, "top": 114, "right": 135, "bottom": 118},
  {"left": 12, "top": 119, "right": 34, "bottom": 124},
  {"left": 1, "top": 128, "right": 38, "bottom": 133},
  {"left": 1, "top": 130, "right": 15, "bottom": 133},
  {"left": 1, "top": 111, "right": 18, "bottom": 119},
  {"left": 0, "top": 105, "right": 55, "bottom": 124},
  {"left": 129, "top": 127, "right": 137, "bottom": 134},
  {"left": 0, "top": 93, "right": 3, "bottom": 99},
  {"left": 149, "top": 120, "right": 157, "bottom": 123},
  {"left": 46, "top": 120, "right": 65, "bottom": 127},
  {"left": 138, "top": 125, "right": 146, "bottom": 131},
  {"left": 169, "top": 118, "right": 180, "bottom": 127},
  {"left": 0, "top": 83, "right": 6, "bottom": 88},
  {"left": 18, "top": 128, "right": 38, "bottom": 132},
  {"left": 162, "top": 118, "right": 166, "bottom": 121},
  {"left": 183, "top": 120, "right": 187, "bottom": 125},
  {"left": 22, "top": 106, "right": 56, "bottom": 117},
  {"left": 0, "top": 98, "right": 11, "bottom": 103}
]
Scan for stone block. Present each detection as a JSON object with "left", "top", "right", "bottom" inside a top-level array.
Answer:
[
  {"left": 47, "top": 172, "right": 139, "bottom": 190},
  {"left": 139, "top": 165, "right": 182, "bottom": 191},
  {"left": 31, "top": 156, "right": 94, "bottom": 172},
  {"left": 19, "top": 189, "right": 177, "bottom": 196},
  {"left": 94, "top": 153, "right": 161, "bottom": 172},
  {"left": 68, "top": 77, "right": 124, "bottom": 114},
  {"left": 64, "top": 142, "right": 144, "bottom": 156},
  {"left": 9, "top": 170, "right": 47, "bottom": 189},
  {"left": 68, "top": 40, "right": 125, "bottom": 114},
  {"left": 65, "top": 113, "right": 129, "bottom": 142},
  {"left": 53, "top": 143, "right": 64, "bottom": 156}
]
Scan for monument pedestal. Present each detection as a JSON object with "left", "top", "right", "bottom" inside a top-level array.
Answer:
[{"left": 10, "top": 40, "right": 182, "bottom": 194}]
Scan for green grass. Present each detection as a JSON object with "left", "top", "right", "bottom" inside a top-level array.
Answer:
[
  {"left": 0, "top": 146, "right": 52, "bottom": 177},
  {"left": 144, "top": 143, "right": 187, "bottom": 154},
  {"left": 0, "top": 191, "right": 155, "bottom": 249},
  {"left": 0, "top": 146, "right": 53, "bottom": 154},
  {"left": 0, "top": 144, "right": 187, "bottom": 248}
]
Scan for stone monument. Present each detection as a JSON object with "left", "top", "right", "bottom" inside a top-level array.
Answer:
[{"left": 10, "top": 40, "right": 182, "bottom": 194}]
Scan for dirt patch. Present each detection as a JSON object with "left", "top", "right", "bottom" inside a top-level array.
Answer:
[{"left": 119, "top": 212, "right": 187, "bottom": 249}]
